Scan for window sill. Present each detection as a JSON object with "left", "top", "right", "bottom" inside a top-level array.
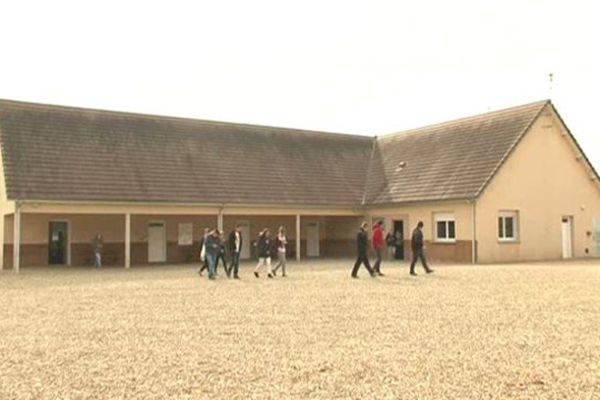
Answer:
[
  {"left": 498, "top": 239, "right": 519, "bottom": 244},
  {"left": 433, "top": 239, "right": 456, "bottom": 244}
]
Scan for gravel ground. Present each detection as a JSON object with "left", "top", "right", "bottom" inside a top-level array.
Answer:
[{"left": 0, "top": 259, "right": 599, "bottom": 399}]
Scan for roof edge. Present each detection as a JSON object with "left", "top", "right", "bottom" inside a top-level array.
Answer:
[
  {"left": 548, "top": 103, "right": 600, "bottom": 186},
  {"left": 0, "top": 98, "right": 372, "bottom": 141},
  {"left": 378, "top": 99, "right": 551, "bottom": 140},
  {"left": 472, "top": 100, "right": 550, "bottom": 199}
]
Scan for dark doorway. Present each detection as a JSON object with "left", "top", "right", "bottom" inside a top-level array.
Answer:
[
  {"left": 49, "top": 221, "right": 68, "bottom": 265},
  {"left": 393, "top": 220, "right": 404, "bottom": 260}
]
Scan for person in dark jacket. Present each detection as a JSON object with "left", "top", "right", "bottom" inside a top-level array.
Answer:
[
  {"left": 214, "top": 230, "right": 228, "bottom": 276},
  {"left": 254, "top": 228, "right": 273, "bottom": 278},
  {"left": 204, "top": 229, "right": 220, "bottom": 280},
  {"left": 351, "top": 221, "right": 376, "bottom": 278},
  {"left": 410, "top": 221, "right": 434, "bottom": 276},
  {"left": 228, "top": 224, "right": 243, "bottom": 279}
]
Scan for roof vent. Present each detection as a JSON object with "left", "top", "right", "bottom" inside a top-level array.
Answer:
[{"left": 395, "top": 161, "right": 406, "bottom": 172}]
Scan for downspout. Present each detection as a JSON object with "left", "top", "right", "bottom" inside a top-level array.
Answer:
[{"left": 471, "top": 199, "right": 477, "bottom": 264}]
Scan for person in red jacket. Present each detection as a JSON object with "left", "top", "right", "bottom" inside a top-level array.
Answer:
[{"left": 372, "top": 220, "right": 385, "bottom": 276}]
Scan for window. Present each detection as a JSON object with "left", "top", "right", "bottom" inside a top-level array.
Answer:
[
  {"left": 498, "top": 211, "right": 518, "bottom": 241},
  {"left": 434, "top": 213, "right": 455, "bottom": 242}
]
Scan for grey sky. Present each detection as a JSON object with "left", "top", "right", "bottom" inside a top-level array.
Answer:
[{"left": 1, "top": 0, "right": 599, "bottom": 170}]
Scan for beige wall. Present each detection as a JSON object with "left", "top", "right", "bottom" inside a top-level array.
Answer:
[
  {"left": 367, "top": 200, "right": 474, "bottom": 262},
  {"left": 476, "top": 105, "right": 600, "bottom": 262},
  {"left": 368, "top": 200, "right": 473, "bottom": 241}
]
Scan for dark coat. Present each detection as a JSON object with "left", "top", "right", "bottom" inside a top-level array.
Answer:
[
  {"left": 228, "top": 230, "right": 243, "bottom": 253},
  {"left": 204, "top": 234, "right": 220, "bottom": 256},
  {"left": 256, "top": 234, "right": 271, "bottom": 258},
  {"left": 356, "top": 229, "right": 368, "bottom": 256},
  {"left": 411, "top": 227, "right": 424, "bottom": 251}
]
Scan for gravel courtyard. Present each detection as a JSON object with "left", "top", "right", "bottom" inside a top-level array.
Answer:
[{"left": 1, "top": 260, "right": 599, "bottom": 399}]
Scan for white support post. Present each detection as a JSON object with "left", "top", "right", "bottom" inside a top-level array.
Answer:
[
  {"left": 13, "top": 204, "right": 21, "bottom": 273},
  {"left": 296, "top": 214, "right": 301, "bottom": 262},
  {"left": 218, "top": 209, "right": 224, "bottom": 232},
  {"left": 125, "top": 213, "right": 131, "bottom": 269}
]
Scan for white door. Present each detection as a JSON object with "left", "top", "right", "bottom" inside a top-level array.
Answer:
[
  {"left": 148, "top": 222, "right": 166, "bottom": 263},
  {"left": 238, "top": 221, "right": 251, "bottom": 260},
  {"left": 593, "top": 218, "right": 600, "bottom": 257},
  {"left": 561, "top": 216, "right": 573, "bottom": 259},
  {"left": 306, "top": 222, "right": 320, "bottom": 257}
]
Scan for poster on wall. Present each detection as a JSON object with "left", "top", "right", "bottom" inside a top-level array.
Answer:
[{"left": 178, "top": 223, "right": 193, "bottom": 245}]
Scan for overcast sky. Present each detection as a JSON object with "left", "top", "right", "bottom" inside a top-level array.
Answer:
[{"left": 1, "top": 0, "right": 599, "bottom": 170}]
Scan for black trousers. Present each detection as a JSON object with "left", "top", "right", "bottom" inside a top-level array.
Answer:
[
  {"left": 199, "top": 257, "right": 209, "bottom": 273},
  {"left": 410, "top": 248, "right": 431, "bottom": 273},
  {"left": 215, "top": 252, "right": 228, "bottom": 275},
  {"left": 229, "top": 251, "right": 240, "bottom": 277},
  {"left": 352, "top": 254, "right": 374, "bottom": 277}
]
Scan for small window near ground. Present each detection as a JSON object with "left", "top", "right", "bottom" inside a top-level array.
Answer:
[
  {"left": 434, "top": 213, "right": 455, "bottom": 242},
  {"left": 498, "top": 211, "right": 518, "bottom": 241}
]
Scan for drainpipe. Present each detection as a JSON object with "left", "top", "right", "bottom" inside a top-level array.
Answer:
[{"left": 471, "top": 199, "right": 477, "bottom": 264}]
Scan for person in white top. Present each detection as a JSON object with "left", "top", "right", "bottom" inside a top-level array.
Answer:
[{"left": 272, "top": 226, "right": 288, "bottom": 277}]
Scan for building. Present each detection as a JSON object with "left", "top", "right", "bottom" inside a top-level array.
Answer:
[{"left": 1, "top": 99, "right": 599, "bottom": 271}]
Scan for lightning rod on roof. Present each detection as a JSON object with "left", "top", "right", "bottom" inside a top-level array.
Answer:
[{"left": 548, "top": 72, "right": 554, "bottom": 99}]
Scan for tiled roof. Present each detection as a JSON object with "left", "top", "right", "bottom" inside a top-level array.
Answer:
[
  {"left": 363, "top": 101, "right": 549, "bottom": 205},
  {"left": 0, "top": 100, "right": 372, "bottom": 205},
  {"left": 0, "top": 99, "right": 554, "bottom": 206}
]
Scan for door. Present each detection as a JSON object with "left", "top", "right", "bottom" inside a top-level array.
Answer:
[
  {"left": 148, "top": 222, "right": 167, "bottom": 263},
  {"left": 393, "top": 220, "right": 404, "bottom": 260},
  {"left": 48, "top": 221, "right": 68, "bottom": 265},
  {"left": 306, "top": 222, "right": 320, "bottom": 257},
  {"left": 237, "top": 221, "right": 251, "bottom": 260},
  {"left": 561, "top": 216, "right": 573, "bottom": 259},
  {"left": 593, "top": 218, "right": 600, "bottom": 257}
]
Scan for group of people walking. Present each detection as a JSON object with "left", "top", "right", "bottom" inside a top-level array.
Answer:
[
  {"left": 198, "top": 225, "right": 289, "bottom": 280},
  {"left": 197, "top": 220, "right": 433, "bottom": 280},
  {"left": 351, "top": 220, "right": 434, "bottom": 278}
]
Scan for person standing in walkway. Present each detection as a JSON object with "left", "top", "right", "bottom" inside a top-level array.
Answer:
[
  {"left": 372, "top": 220, "right": 385, "bottom": 276},
  {"left": 204, "top": 229, "right": 220, "bottom": 280},
  {"left": 351, "top": 221, "right": 376, "bottom": 278},
  {"left": 410, "top": 221, "right": 434, "bottom": 276},
  {"left": 385, "top": 231, "right": 395, "bottom": 260},
  {"left": 254, "top": 228, "right": 273, "bottom": 279},
  {"left": 228, "top": 224, "right": 243, "bottom": 279},
  {"left": 272, "top": 226, "right": 288, "bottom": 277},
  {"left": 92, "top": 233, "right": 103, "bottom": 268}
]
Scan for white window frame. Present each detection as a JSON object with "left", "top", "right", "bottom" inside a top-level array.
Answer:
[
  {"left": 498, "top": 210, "right": 519, "bottom": 242},
  {"left": 434, "top": 212, "right": 456, "bottom": 243}
]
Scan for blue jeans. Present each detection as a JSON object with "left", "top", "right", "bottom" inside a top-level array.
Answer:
[
  {"left": 94, "top": 251, "right": 102, "bottom": 268},
  {"left": 205, "top": 253, "right": 216, "bottom": 278}
]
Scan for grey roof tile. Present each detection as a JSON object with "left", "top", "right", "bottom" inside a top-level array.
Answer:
[{"left": 0, "top": 99, "right": 552, "bottom": 206}]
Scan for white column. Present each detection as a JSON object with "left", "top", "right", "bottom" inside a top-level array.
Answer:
[
  {"left": 125, "top": 213, "right": 131, "bottom": 269},
  {"left": 218, "top": 209, "right": 224, "bottom": 232},
  {"left": 13, "top": 204, "right": 21, "bottom": 273},
  {"left": 296, "top": 214, "right": 301, "bottom": 261}
]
